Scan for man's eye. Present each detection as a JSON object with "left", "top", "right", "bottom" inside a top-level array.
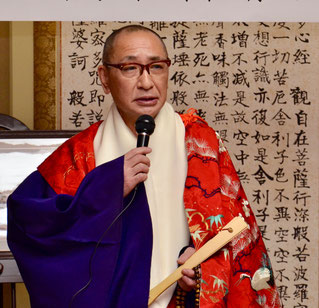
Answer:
[
  {"left": 122, "top": 65, "right": 138, "bottom": 72},
  {"left": 150, "top": 63, "right": 165, "bottom": 70}
]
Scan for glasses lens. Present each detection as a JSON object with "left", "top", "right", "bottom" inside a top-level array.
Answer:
[
  {"left": 121, "top": 64, "right": 140, "bottom": 78},
  {"left": 149, "top": 62, "right": 168, "bottom": 75},
  {"left": 119, "top": 61, "right": 169, "bottom": 78}
]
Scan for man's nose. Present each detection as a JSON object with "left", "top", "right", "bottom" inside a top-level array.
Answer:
[{"left": 137, "top": 68, "right": 154, "bottom": 89}]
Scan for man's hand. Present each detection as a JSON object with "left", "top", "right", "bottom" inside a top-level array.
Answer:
[
  {"left": 123, "top": 147, "right": 152, "bottom": 197},
  {"left": 177, "top": 247, "right": 198, "bottom": 292}
]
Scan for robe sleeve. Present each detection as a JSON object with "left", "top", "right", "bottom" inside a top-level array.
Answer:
[
  {"left": 182, "top": 115, "right": 282, "bottom": 308},
  {"left": 7, "top": 156, "right": 153, "bottom": 308}
]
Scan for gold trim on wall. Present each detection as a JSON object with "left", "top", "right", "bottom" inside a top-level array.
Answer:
[
  {"left": 0, "top": 22, "right": 10, "bottom": 115},
  {"left": 34, "top": 22, "right": 56, "bottom": 130}
]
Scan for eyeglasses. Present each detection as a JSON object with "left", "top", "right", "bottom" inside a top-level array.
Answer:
[{"left": 104, "top": 59, "right": 171, "bottom": 78}]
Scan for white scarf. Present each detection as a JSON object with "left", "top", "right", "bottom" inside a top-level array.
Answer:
[{"left": 94, "top": 103, "right": 189, "bottom": 307}]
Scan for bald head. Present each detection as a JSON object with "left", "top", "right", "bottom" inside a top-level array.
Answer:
[{"left": 102, "top": 25, "right": 168, "bottom": 64}]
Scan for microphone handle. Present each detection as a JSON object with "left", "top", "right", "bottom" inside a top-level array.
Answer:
[{"left": 137, "top": 133, "right": 150, "bottom": 147}]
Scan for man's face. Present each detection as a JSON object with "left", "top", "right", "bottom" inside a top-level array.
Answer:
[{"left": 98, "top": 30, "right": 169, "bottom": 132}]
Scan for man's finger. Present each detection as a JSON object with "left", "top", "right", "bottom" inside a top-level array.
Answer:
[
  {"left": 178, "top": 275, "right": 196, "bottom": 292},
  {"left": 131, "top": 162, "right": 150, "bottom": 176},
  {"left": 125, "top": 147, "right": 152, "bottom": 160},
  {"left": 181, "top": 268, "right": 195, "bottom": 278},
  {"left": 177, "top": 247, "right": 196, "bottom": 265},
  {"left": 127, "top": 154, "right": 151, "bottom": 169}
]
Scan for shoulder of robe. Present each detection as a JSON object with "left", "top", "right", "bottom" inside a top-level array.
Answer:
[
  {"left": 38, "top": 121, "right": 103, "bottom": 196},
  {"left": 179, "top": 108, "right": 220, "bottom": 152}
]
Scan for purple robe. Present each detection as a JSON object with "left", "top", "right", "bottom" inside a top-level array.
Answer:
[{"left": 7, "top": 156, "right": 153, "bottom": 308}]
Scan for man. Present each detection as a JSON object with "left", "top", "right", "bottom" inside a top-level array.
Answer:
[{"left": 7, "top": 25, "right": 281, "bottom": 307}]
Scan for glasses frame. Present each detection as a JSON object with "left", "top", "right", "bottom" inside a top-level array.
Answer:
[{"left": 103, "top": 59, "right": 171, "bottom": 77}]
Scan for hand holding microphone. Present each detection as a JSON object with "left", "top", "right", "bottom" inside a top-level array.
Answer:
[{"left": 123, "top": 115, "right": 155, "bottom": 197}]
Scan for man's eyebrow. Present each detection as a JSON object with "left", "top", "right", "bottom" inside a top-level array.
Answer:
[
  {"left": 119, "top": 55, "right": 164, "bottom": 62},
  {"left": 148, "top": 56, "right": 163, "bottom": 61}
]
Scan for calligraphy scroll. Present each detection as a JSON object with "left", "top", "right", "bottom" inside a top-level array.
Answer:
[{"left": 60, "top": 21, "right": 319, "bottom": 308}]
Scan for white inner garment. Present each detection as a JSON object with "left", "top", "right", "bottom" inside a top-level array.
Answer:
[{"left": 94, "top": 103, "right": 190, "bottom": 307}]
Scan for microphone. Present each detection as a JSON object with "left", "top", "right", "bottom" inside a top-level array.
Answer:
[{"left": 135, "top": 115, "right": 155, "bottom": 147}]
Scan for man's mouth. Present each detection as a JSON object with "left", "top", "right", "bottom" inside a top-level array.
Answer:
[{"left": 135, "top": 97, "right": 158, "bottom": 104}]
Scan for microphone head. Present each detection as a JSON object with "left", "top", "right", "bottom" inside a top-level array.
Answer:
[{"left": 135, "top": 115, "right": 155, "bottom": 136}]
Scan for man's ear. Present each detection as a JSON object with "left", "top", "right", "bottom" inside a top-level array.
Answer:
[{"left": 98, "top": 65, "right": 111, "bottom": 94}]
